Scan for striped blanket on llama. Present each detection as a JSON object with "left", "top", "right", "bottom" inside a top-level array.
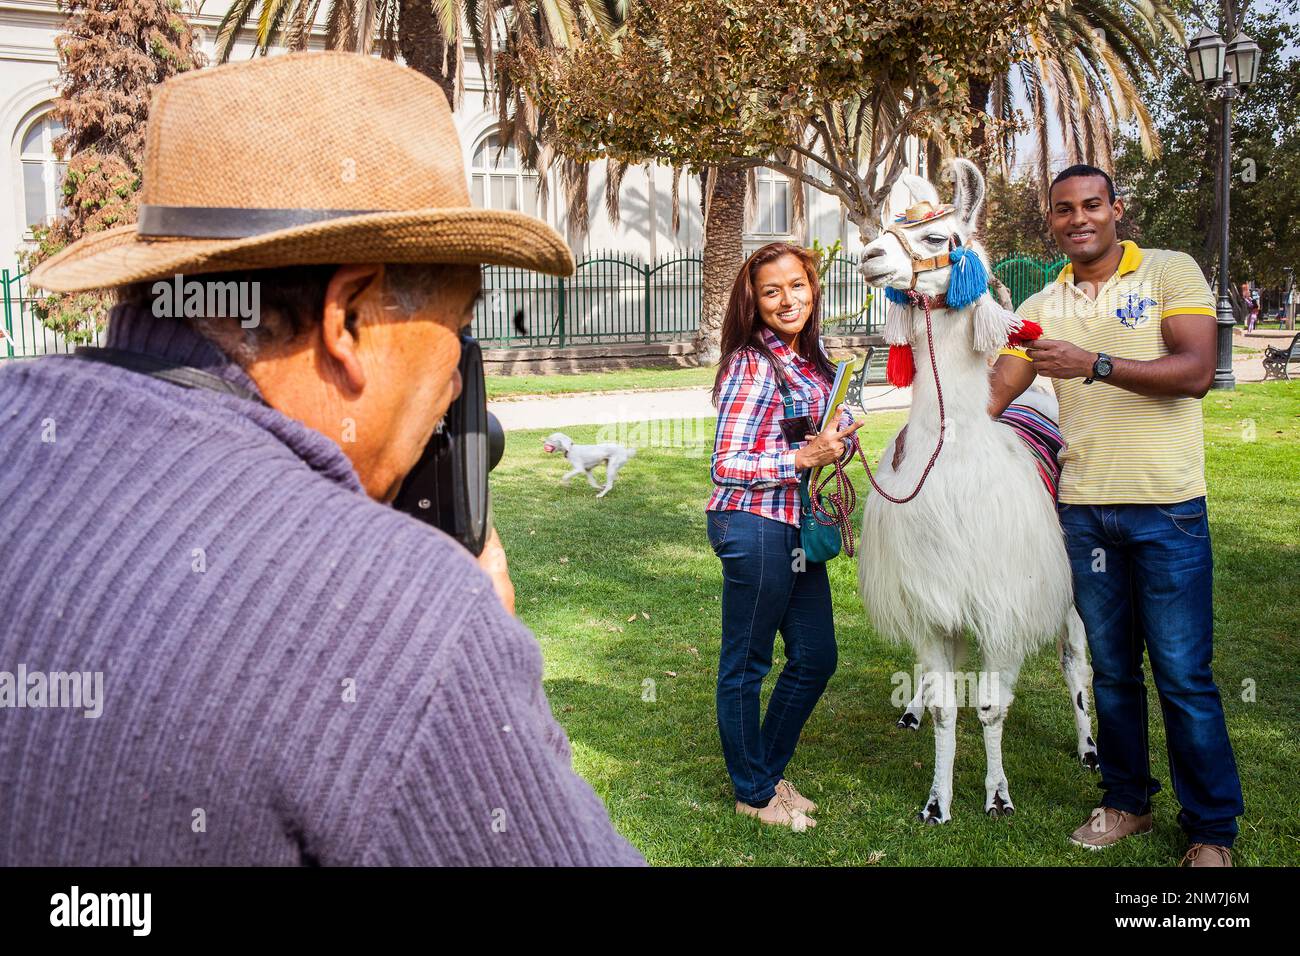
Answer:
[{"left": 997, "top": 402, "right": 1065, "bottom": 499}]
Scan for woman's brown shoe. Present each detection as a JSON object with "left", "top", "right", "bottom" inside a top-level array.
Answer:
[
  {"left": 1181, "top": 844, "right": 1233, "bottom": 867},
  {"left": 735, "top": 793, "right": 814, "bottom": 831},
  {"left": 775, "top": 779, "right": 817, "bottom": 813}
]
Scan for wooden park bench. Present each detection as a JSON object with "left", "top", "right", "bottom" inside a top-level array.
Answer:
[{"left": 1263, "top": 332, "right": 1300, "bottom": 381}]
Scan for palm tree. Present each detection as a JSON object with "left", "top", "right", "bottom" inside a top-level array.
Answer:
[
  {"left": 971, "top": 0, "right": 1184, "bottom": 198},
  {"left": 215, "top": 1, "right": 622, "bottom": 110}
]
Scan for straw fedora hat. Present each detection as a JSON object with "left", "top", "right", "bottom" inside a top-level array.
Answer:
[{"left": 30, "top": 51, "right": 575, "bottom": 293}]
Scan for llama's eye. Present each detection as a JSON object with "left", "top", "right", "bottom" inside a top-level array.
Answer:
[{"left": 925, "top": 234, "right": 946, "bottom": 244}]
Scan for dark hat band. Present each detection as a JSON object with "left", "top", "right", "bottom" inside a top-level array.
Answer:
[{"left": 137, "top": 204, "right": 382, "bottom": 240}]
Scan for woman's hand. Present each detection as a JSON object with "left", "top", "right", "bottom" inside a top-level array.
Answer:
[
  {"left": 476, "top": 524, "right": 516, "bottom": 615},
  {"left": 794, "top": 405, "right": 864, "bottom": 470}
]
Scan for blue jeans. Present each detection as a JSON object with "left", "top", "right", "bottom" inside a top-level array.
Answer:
[
  {"left": 1058, "top": 497, "right": 1243, "bottom": 847},
  {"left": 707, "top": 508, "right": 837, "bottom": 805}
]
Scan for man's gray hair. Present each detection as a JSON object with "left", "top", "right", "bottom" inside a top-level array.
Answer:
[{"left": 117, "top": 263, "right": 467, "bottom": 365}]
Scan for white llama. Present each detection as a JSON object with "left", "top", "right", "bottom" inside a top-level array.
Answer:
[{"left": 856, "top": 159, "right": 1096, "bottom": 824}]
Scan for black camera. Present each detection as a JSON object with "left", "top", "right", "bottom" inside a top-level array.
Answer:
[{"left": 393, "top": 333, "right": 504, "bottom": 556}]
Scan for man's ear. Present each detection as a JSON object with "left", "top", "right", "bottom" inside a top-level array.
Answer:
[
  {"left": 1113, "top": 197, "right": 1125, "bottom": 222},
  {"left": 320, "top": 264, "right": 384, "bottom": 393}
]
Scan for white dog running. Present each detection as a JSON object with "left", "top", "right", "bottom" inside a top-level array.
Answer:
[{"left": 542, "top": 433, "right": 637, "bottom": 498}]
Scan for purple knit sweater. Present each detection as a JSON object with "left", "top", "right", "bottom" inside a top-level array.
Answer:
[{"left": 0, "top": 304, "right": 645, "bottom": 866}]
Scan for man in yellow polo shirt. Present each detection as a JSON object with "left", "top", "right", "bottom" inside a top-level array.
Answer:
[{"left": 989, "top": 164, "right": 1243, "bottom": 867}]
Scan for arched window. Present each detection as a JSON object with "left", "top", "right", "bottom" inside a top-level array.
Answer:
[
  {"left": 20, "top": 112, "right": 68, "bottom": 231},
  {"left": 750, "top": 166, "right": 791, "bottom": 236},
  {"left": 470, "top": 129, "right": 540, "bottom": 218}
]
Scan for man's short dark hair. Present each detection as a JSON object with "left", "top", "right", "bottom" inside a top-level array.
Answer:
[{"left": 1049, "top": 164, "right": 1117, "bottom": 204}]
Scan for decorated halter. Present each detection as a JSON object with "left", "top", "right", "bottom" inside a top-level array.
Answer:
[{"left": 876, "top": 201, "right": 1038, "bottom": 387}]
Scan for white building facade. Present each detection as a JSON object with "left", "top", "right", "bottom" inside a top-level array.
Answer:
[{"left": 2, "top": 2, "right": 916, "bottom": 351}]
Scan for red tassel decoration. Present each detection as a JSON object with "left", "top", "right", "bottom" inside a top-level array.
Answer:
[
  {"left": 1007, "top": 319, "right": 1043, "bottom": 346},
  {"left": 886, "top": 344, "right": 915, "bottom": 387}
]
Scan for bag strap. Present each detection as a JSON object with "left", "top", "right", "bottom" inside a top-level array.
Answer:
[
  {"left": 773, "top": 372, "right": 797, "bottom": 418},
  {"left": 773, "top": 371, "right": 817, "bottom": 507},
  {"left": 67, "top": 346, "right": 268, "bottom": 406}
]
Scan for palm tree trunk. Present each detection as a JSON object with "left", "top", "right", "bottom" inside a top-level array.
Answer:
[
  {"left": 925, "top": 139, "right": 942, "bottom": 180},
  {"left": 968, "top": 77, "right": 992, "bottom": 163},
  {"left": 696, "top": 164, "right": 745, "bottom": 366},
  {"left": 399, "top": 0, "right": 455, "bottom": 109}
]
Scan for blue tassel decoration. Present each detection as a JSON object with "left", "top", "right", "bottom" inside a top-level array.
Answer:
[
  {"left": 945, "top": 246, "right": 989, "bottom": 310},
  {"left": 884, "top": 286, "right": 909, "bottom": 305}
]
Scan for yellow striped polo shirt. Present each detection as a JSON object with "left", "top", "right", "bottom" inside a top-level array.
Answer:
[{"left": 1000, "top": 241, "right": 1215, "bottom": 504}]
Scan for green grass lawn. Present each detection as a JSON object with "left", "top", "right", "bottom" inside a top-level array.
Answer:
[
  {"left": 488, "top": 381, "right": 1300, "bottom": 866},
  {"left": 487, "top": 365, "right": 714, "bottom": 399}
]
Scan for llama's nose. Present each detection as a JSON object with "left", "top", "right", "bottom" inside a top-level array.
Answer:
[{"left": 863, "top": 246, "right": 886, "bottom": 261}]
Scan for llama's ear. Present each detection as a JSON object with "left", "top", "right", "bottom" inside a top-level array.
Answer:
[
  {"left": 883, "top": 174, "right": 939, "bottom": 226},
  {"left": 948, "top": 158, "right": 985, "bottom": 232}
]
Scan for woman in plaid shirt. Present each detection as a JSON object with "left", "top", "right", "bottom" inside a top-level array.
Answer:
[{"left": 706, "top": 242, "right": 863, "bottom": 830}]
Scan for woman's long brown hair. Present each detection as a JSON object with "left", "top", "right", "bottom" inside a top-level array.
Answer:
[{"left": 710, "top": 242, "right": 835, "bottom": 407}]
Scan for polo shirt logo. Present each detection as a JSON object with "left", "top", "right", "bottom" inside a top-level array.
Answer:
[{"left": 1116, "top": 293, "right": 1158, "bottom": 329}]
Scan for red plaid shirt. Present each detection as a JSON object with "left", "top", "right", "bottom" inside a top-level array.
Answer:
[{"left": 707, "top": 326, "right": 856, "bottom": 527}]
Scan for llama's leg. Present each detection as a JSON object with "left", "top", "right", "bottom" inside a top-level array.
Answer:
[
  {"left": 1059, "top": 609, "right": 1099, "bottom": 770},
  {"left": 918, "top": 638, "right": 959, "bottom": 825},
  {"left": 897, "top": 676, "right": 926, "bottom": 731},
  {"left": 979, "top": 649, "right": 1023, "bottom": 817}
]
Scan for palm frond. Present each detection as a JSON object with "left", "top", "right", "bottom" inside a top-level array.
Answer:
[
  {"left": 605, "top": 158, "right": 629, "bottom": 225},
  {"left": 215, "top": 0, "right": 260, "bottom": 61}
]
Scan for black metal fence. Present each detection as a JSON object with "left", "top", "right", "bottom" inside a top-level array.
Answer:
[{"left": 2, "top": 251, "right": 1065, "bottom": 358}]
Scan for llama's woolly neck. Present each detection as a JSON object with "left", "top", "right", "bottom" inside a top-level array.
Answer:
[{"left": 902, "top": 304, "right": 993, "bottom": 435}]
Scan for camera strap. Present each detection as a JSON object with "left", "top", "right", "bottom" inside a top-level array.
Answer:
[{"left": 67, "top": 346, "right": 268, "bottom": 405}]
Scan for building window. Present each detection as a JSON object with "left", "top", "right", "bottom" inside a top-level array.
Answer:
[
  {"left": 470, "top": 130, "right": 540, "bottom": 218},
  {"left": 750, "top": 166, "right": 791, "bottom": 236},
  {"left": 20, "top": 112, "right": 68, "bottom": 231}
]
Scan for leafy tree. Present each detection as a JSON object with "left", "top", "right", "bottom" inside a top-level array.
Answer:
[
  {"left": 19, "top": 0, "right": 204, "bottom": 343},
  {"left": 1114, "top": 0, "right": 1299, "bottom": 302},
  {"left": 505, "top": 0, "right": 1045, "bottom": 361},
  {"left": 982, "top": 173, "right": 1056, "bottom": 262}
]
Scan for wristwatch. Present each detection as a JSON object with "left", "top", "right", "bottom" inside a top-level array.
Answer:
[{"left": 1085, "top": 352, "right": 1113, "bottom": 384}]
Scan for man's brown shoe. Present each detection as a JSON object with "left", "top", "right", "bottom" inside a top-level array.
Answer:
[
  {"left": 1068, "top": 807, "right": 1153, "bottom": 849},
  {"left": 735, "top": 793, "right": 814, "bottom": 832},
  {"left": 775, "top": 779, "right": 817, "bottom": 813},
  {"left": 1181, "top": 844, "right": 1233, "bottom": 867}
]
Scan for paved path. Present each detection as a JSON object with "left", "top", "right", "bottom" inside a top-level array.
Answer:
[
  {"left": 489, "top": 335, "right": 1288, "bottom": 432},
  {"left": 1233, "top": 329, "right": 1294, "bottom": 384},
  {"left": 489, "top": 383, "right": 912, "bottom": 431}
]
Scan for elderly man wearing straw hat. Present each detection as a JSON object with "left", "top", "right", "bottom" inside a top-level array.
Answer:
[{"left": 0, "top": 52, "right": 644, "bottom": 866}]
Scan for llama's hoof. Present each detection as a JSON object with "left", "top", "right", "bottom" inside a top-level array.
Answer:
[
  {"left": 1080, "top": 750, "right": 1100, "bottom": 772},
  {"left": 986, "top": 793, "right": 1016, "bottom": 818},
  {"left": 896, "top": 711, "right": 921, "bottom": 731},
  {"left": 917, "top": 799, "right": 948, "bottom": 825}
]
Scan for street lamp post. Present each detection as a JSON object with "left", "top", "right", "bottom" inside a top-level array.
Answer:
[{"left": 1186, "top": 25, "right": 1261, "bottom": 390}]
